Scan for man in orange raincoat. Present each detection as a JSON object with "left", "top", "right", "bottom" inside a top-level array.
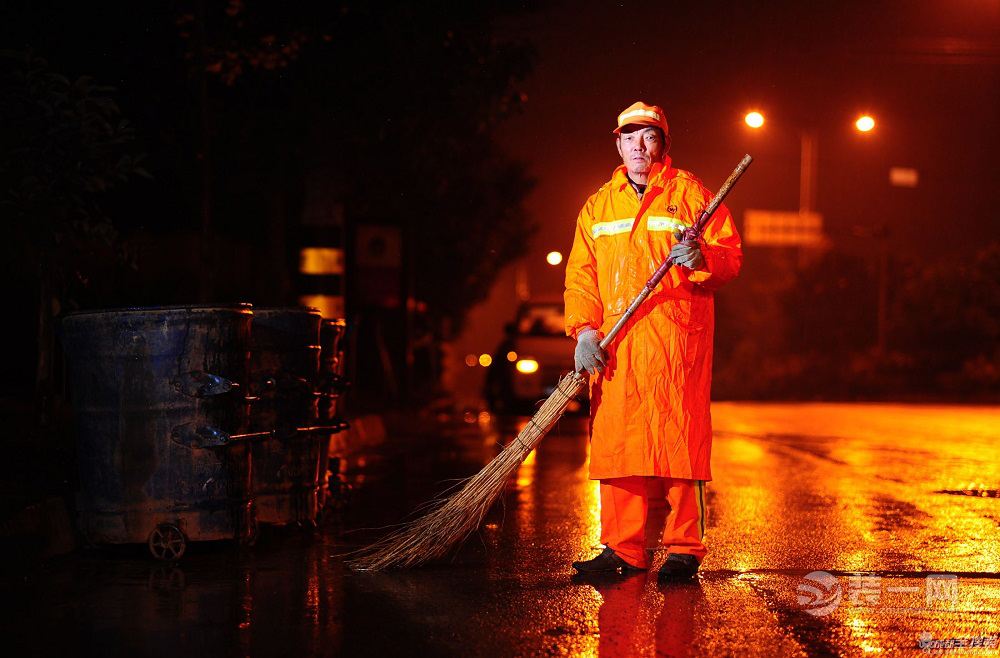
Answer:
[{"left": 566, "top": 101, "right": 742, "bottom": 581}]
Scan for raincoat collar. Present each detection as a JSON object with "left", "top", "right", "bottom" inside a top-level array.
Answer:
[{"left": 612, "top": 155, "right": 675, "bottom": 192}]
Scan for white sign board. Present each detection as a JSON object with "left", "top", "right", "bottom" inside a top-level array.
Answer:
[
  {"left": 744, "top": 210, "right": 826, "bottom": 247},
  {"left": 889, "top": 167, "right": 919, "bottom": 188}
]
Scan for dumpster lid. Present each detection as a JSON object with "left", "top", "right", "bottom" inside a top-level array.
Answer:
[{"left": 63, "top": 303, "right": 254, "bottom": 318}]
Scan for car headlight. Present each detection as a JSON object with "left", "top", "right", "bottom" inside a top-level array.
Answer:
[{"left": 515, "top": 359, "right": 539, "bottom": 374}]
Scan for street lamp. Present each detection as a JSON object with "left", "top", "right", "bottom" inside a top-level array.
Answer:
[
  {"left": 741, "top": 108, "right": 890, "bottom": 354},
  {"left": 855, "top": 115, "right": 876, "bottom": 133},
  {"left": 744, "top": 111, "right": 765, "bottom": 129},
  {"left": 546, "top": 251, "right": 563, "bottom": 266},
  {"left": 741, "top": 110, "right": 818, "bottom": 214},
  {"left": 741, "top": 110, "right": 878, "bottom": 214}
]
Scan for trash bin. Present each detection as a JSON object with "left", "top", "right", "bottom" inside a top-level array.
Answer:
[
  {"left": 319, "top": 318, "right": 351, "bottom": 510},
  {"left": 248, "top": 307, "right": 326, "bottom": 526},
  {"left": 319, "top": 318, "right": 349, "bottom": 423},
  {"left": 60, "top": 304, "right": 256, "bottom": 560}
]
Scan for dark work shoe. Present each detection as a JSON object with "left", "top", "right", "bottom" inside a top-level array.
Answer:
[
  {"left": 657, "top": 553, "right": 700, "bottom": 581},
  {"left": 572, "top": 546, "right": 646, "bottom": 573}
]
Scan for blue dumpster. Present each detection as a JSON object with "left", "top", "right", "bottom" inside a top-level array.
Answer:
[
  {"left": 248, "top": 307, "right": 325, "bottom": 526},
  {"left": 318, "top": 318, "right": 350, "bottom": 510},
  {"left": 319, "top": 318, "right": 348, "bottom": 423},
  {"left": 61, "top": 304, "right": 255, "bottom": 559}
]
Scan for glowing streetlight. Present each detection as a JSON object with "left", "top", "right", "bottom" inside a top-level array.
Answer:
[
  {"left": 546, "top": 251, "right": 563, "bottom": 266},
  {"left": 744, "top": 111, "right": 765, "bottom": 129},
  {"left": 855, "top": 115, "right": 875, "bottom": 133},
  {"left": 478, "top": 353, "right": 492, "bottom": 367},
  {"left": 740, "top": 110, "right": 814, "bottom": 213}
]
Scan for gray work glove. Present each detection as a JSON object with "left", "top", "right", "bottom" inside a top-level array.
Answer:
[
  {"left": 670, "top": 230, "right": 705, "bottom": 270},
  {"left": 575, "top": 328, "right": 607, "bottom": 375}
]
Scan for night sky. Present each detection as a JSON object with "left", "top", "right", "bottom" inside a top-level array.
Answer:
[
  {"left": 494, "top": 0, "right": 999, "bottom": 298},
  {"left": 7, "top": 0, "right": 996, "bottom": 291},
  {"left": 3, "top": 0, "right": 998, "bottom": 402},
  {"left": 452, "top": 0, "right": 999, "bottom": 401}
]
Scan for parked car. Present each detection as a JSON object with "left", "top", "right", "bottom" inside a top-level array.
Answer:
[{"left": 484, "top": 301, "right": 587, "bottom": 414}]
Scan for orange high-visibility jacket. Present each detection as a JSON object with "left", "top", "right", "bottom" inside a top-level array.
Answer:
[{"left": 564, "top": 156, "right": 742, "bottom": 481}]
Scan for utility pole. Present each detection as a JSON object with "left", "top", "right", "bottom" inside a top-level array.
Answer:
[{"left": 799, "top": 130, "right": 818, "bottom": 215}]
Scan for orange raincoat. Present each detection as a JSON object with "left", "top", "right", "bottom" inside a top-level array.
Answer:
[{"left": 564, "top": 156, "right": 742, "bottom": 481}]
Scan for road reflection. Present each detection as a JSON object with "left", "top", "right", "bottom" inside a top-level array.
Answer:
[{"left": 4, "top": 403, "right": 998, "bottom": 656}]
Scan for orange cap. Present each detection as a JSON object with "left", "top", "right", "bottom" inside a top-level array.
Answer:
[{"left": 613, "top": 101, "right": 668, "bottom": 135}]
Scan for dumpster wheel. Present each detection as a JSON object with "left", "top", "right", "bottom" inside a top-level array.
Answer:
[{"left": 148, "top": 523, "right": 187, "bottom": 561}]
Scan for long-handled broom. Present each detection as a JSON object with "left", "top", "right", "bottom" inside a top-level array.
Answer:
[{"left": 347, "top": 154, "right": 753, "bottom": 570}]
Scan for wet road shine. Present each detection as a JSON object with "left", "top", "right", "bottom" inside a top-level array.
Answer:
[{"left": 6, "top": 403, "right": 999, "bottom": 656}]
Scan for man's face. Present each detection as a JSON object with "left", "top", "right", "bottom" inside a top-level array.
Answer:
[{"left": 616, "top": 126, "right": 664, "bottom": 180}]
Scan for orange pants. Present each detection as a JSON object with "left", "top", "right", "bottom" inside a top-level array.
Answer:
[{"left": 600, "top": 476, "right": 707, "bottom": 569}]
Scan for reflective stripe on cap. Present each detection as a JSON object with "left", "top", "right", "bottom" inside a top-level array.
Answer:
[{"left": 618, "top": 108, "right": 662, "bottom": 126}]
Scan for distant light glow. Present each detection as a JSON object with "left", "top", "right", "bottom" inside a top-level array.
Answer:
[
  {"left": 546, "top": 251, "right": 563, "bottom": 266},
  {"left": 506, "top": 351, "right": 518, "bottom": 362},
  {"left": 515, "top": 448, "right": 536, "bottom": 488},
  {"left": 889, "top": 167, "right": 919, "bottom": 188},
  {"left": 464, "top": 354, "right": 478, "bottom": 367},
  {"left": 744, "top": 111, "right": 765, "bottom": 129},
  {"left": 855, "top": 115, "right": 875, "bottom": 132},
  {"left": 299, "top": 247, "right": 345, "bottom": 275},
  {"left": 516, "top": 358, "right": 539, "bottom": 374},
  {"left": 478, "top": 353, "right": 492, "bottom": 367}
]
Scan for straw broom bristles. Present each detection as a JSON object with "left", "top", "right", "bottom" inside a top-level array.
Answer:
[{"left": 346, "top": 371, "right": 587, "bottom": 571}]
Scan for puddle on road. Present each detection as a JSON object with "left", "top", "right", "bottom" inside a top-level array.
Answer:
[{"left": 935, "top": 488, "right": 1000, "bottom": 498}]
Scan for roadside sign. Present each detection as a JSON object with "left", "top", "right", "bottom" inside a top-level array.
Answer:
[
  {"left": 744, "top": 210, "right": 827, "bottom": 247},
  {"left": 889, "top": 167, "right": 919, "bottom": 188}
]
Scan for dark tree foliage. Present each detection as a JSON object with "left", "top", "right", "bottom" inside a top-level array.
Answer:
[
  {"left": 164, "top": 0, "right": 537, "bottom": 331},
  {"left": 713, "top": 242, "right": 1000, "bottom": 400},
  {"left": 300, "top": 1, "right": 538, "bottom": 332},
  {"left": 890, "top": 243, "right": 1000, "bottom": 393},
  {"left": 0, "top": 51, "right": 146, "bottom": 396},
  {"left": 781, "top": 251, "right": 878, "bottom": 356},
  {"left": 2, "top": 0, "right": 537, "bottom": 399},
  {"left": 0, "top": 51, "right": 146, "bottom": 296}
]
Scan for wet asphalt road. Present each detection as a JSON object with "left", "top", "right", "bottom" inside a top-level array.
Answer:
[{"left": 5, "top": 403, "right": 999, "bottom": 657}]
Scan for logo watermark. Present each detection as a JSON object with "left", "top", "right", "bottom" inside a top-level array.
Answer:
[
  {"left": 796, "top": 572, "right": 961, "bottom": 617},
  {"left": 918, "top": 632, "right": 999, "bottom": 654},
  {"left": 796, "top": 571, "right": 842, "bottom": 617}
]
